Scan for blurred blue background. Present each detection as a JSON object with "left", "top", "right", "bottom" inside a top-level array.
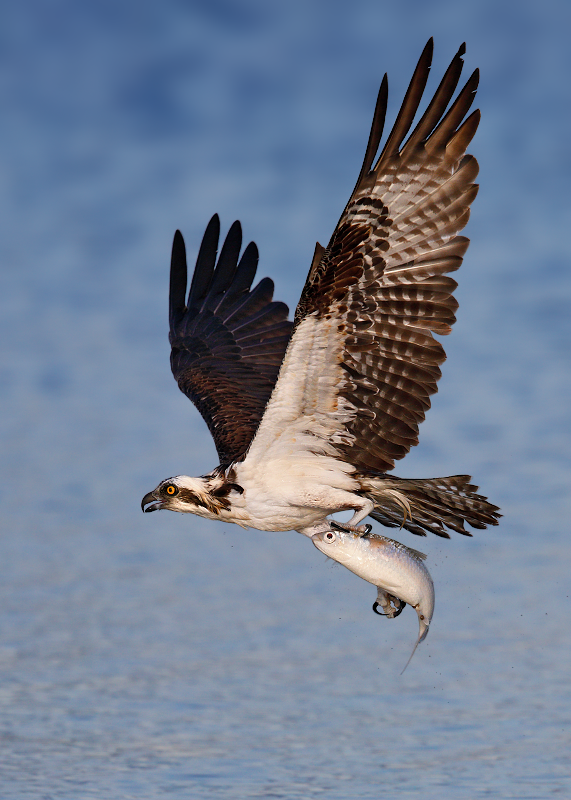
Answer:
[{"left": 0, "top": 1, "right": 570, "bottom": 798}]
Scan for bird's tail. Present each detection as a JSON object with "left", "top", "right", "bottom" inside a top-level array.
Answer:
[{"left": 361, "top": 474, "right": 501, "bottom": 538}]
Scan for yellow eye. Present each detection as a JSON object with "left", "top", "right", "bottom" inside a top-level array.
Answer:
[{"left": 165, "top": 484, "right": 177, "bottom": 496}]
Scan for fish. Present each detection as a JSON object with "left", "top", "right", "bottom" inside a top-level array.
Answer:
[{"left": 312, "top": 525, "right": 435, "bottom": 672}]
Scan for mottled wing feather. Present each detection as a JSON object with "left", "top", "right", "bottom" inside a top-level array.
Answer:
[
  {"left": 169, "top": 215, "right": 292, "bottom": 464},
  {"left": 294, "top": 40, "right": 480, "bottom": 473}
]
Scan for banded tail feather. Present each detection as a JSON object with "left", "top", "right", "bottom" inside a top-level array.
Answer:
[{"left": 363, "top": 474, "right": 500, "bottom": 538}]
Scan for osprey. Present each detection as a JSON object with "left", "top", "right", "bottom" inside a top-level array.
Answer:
[{"left": 142, "top": 40, "right": 500, "bottom": 542}]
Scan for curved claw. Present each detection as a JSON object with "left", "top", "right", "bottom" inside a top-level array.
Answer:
[
  {"left": 372, "top": 599, "right": 406, "bottom": 618},
  {"left": 330, "top": 521, "right": 372, "bottom": 537},
  {"left": 392, "top": 600, "right": 405, "bottom": 618}
]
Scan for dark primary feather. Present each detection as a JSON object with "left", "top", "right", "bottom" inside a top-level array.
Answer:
[
  {"left": 169, "top": 215, "right": 292, "bottom": 464},
  {"left": 295, "top": 41, "right": 481, "bottom": 474}
]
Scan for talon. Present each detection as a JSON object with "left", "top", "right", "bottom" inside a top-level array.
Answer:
[
  {"left": 330, "top": 520, "right": 373, "bottom": 537},
  {"left": 381, "top": 489, "right": 412, "bottom": 529},
  {"left": 372, "top": 597, "right": 406, "bottom": 618},
  {"left": 392, "top": 600, "right": 406, "bottom": 618}
]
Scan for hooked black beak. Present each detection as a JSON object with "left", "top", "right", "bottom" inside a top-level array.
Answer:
[{"left": 141, "top": 491, "right": 162, "bottom": 513}]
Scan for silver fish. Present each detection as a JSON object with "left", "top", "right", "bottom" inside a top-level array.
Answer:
[{"left": 312, "top": 526, "right": 435, "bottom": 672}]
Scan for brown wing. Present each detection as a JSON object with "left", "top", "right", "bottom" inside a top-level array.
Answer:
[
  {"left": 294, "top": 39, "right": 480, "bottom": 473},
  {"left": 169, "top": 215, "right": 292, "bottom": 464}
]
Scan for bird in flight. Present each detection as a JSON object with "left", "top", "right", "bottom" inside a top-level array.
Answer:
[{"left": 142, "top": 39, "right": 500, "bottom": 544}]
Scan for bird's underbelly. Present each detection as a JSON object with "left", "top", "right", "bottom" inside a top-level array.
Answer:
[
  {"left": 240, "top": 503, "right": 326, "bottom": 532},
  {"left": 233, "top": 454, "right": 360, "bottom": 532}
]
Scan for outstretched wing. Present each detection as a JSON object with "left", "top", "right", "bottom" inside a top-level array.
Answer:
[
  {"left": 169, "top": 215, "right": 292, "bottom": 465},
  {"left": 249, "top": 40, "right": 479, "bottom": 474}
]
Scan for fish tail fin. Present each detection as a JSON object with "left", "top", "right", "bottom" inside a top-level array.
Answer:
[
  {"left": 363, "top": 474, "right": 501, "bottom": 538},
  {"left": 400, "top": 619, "right": 430, "bottom": 675},
  {"left": 401, "top": 638, "right": 421, "bottom": 675}
]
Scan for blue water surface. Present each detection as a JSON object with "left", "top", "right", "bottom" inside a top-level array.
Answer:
[{"left": 0, "top": 1, "right": 570, "bottom": 797}]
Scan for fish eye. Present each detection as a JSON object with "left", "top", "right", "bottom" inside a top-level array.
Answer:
[
  {"left": 164, "top": 484, "right": 178, "bottom": 496},
  {"left": 324, "top": 531, "right": 336, "bottom": 543}
]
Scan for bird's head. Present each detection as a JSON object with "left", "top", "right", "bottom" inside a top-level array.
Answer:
[{"left": 141, "top": 475, "right": 225, "bottom": 518}]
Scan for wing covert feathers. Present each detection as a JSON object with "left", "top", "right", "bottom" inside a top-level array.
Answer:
[
  {"left": 169, "top": 216, "right": 292, "bottom": 464},
  {"left": 293, "top": 41, "right": 481, "bottom": 473}
]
